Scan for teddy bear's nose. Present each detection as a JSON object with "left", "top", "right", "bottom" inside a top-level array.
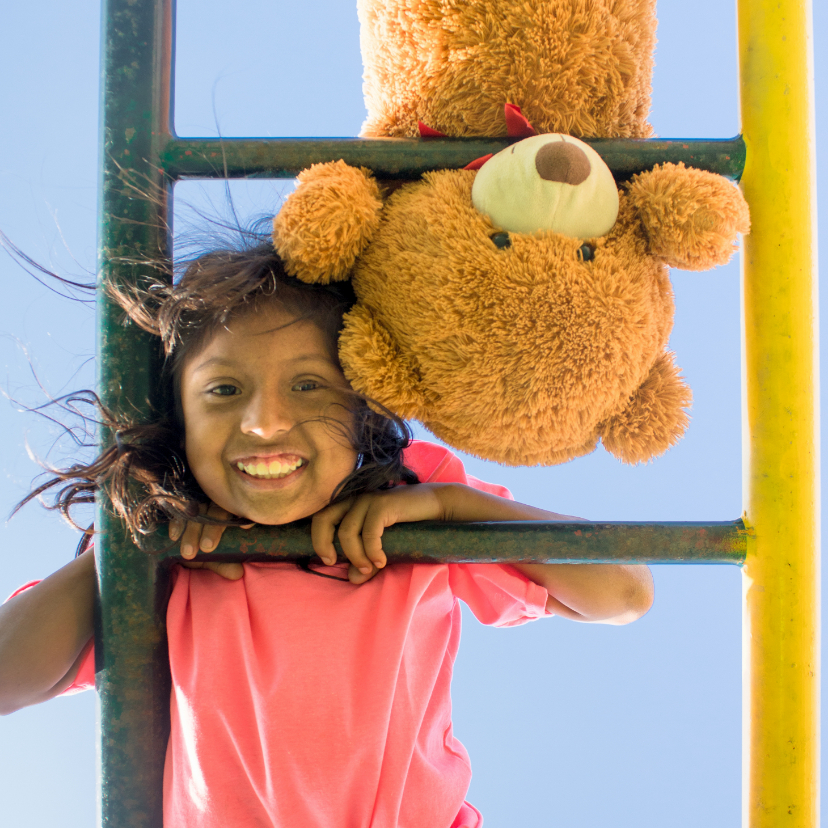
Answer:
[
  {"left": 535, "top": 142, "right": 591, "bottom": 186},
  {"left": 470, "top": 133, "right": 619, "bottom": 239}
]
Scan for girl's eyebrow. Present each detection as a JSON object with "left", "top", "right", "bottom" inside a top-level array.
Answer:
[
  {"left": 189, "top": 353, "right": 334, "bottom": 374},
  {"left": 288, "top": 354, "right": 335, "bottom": 365}
]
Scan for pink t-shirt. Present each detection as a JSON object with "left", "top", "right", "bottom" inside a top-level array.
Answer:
[{"left": 16, "top": 441, "right": 552, "bottom": 827}]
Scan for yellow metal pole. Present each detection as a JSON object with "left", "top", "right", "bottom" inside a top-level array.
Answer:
[{"left": 738, "top": 0, "right": 820, "bottom": 826}]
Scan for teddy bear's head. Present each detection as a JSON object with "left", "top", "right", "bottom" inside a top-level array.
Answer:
[
  {"left": 274, "top": 135, "right": 750, "bottom": 466},
  {"left": 358, "top": 0, "right": 657, "bottom": 140}
]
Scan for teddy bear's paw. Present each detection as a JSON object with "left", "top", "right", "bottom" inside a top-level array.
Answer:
[
  {"left": 273, "top": 161, "right": 383, "bottom": 284},
  {"left": 599, "top": 351, "right": 692, "bottom": 465},
  {"left": 338, "top": 306, "right": 428, "bottom": 419},
  {"left": 628, "top": 163, "right": 751, "bottom": 271}
]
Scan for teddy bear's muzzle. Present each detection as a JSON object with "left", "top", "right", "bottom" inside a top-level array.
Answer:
[{"left": 471, "top": 133, "right": 619, "bottom": 240}]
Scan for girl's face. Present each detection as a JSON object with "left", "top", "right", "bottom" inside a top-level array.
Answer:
[{"left": 180, "top": 302, "right": 358, "bottom": 524}]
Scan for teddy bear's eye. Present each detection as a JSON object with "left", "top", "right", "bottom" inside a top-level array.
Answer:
[
  {"left": 491, "top": 232, "right": 512, "bottom": 249},
  {"left": 578, "top": 243, "right": 595, "bottom": 262}
]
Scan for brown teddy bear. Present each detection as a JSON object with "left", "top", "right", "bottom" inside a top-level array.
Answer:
[
  {"left": 357, "top": 0, "right": 657, "bottom": 140},
  {"left": 272, "top": 0, "right": 750, "bottom": 467},
  {"left": 274, "top": 136, "right": 749, "bottom": 466}
]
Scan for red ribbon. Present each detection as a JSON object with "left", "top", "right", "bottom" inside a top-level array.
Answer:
[
  {"left": 418, "top": 104, "right": 538, "bottom": 170},
  {"left": 504, "top": 103, "right": 537, "bottom": 138}
]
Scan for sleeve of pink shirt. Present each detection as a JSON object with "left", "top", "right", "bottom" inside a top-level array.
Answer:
[
  {"left": 5, "top": 579, "right": 97, "bottom": 695},
  {"left": 403, "top": 440, "right": 553, "bottom": 627}
]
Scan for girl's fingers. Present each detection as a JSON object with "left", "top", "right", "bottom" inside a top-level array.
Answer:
[
  {"left": 347, "top": 562, "right": 379, "bottom": 585},
  {"left": 198, "top": 503, "right": 232, "bottom": 553},
  {"left": 179, "top": 520, "right": 204, "bottom": 560},
  {"left": 336, "top": 497, "right": 383, "bottom": 575},
  {"left": 179, "top": 502, "right": 208, "bottom": 559},
  {"left": 311, "top": 499, "right": 354, "bottom": 565},
  {"left": 168, "top": 518, "right": 185, "bottom": 542},
  {"left": 180, "top": 561, "right": 244, "bottom": 580},
  {"left": 178, "top": 502, "right": 249, "bottom": 559},
  {"left": 205, "top": 562, "right": 244, "bottom": 580},
  {"left": 358, "top": 504, "right": 390, "bottom": 571}
]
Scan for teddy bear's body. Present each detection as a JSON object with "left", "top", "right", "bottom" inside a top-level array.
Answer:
[
  {"left": 339, "top": 171, "right": 675, "bottom": 465},
  {"left": 275, "top": 154, "right": 749, "bottom": 466},
  {"left": 358, "top": 0, "right": 657, "bottom": 139}
]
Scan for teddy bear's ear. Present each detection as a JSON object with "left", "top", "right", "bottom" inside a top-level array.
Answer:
[
  {"left": 599, "top": 351, "right": 692, "bottom": 464},
  {"left": 338, "top": 305, "right": 429, "bottom": 419},
  {"left": 273, "top": 161, "right": 384, "bottom": 284},
  {"left": 626, "top": 163, "right": 750, "bottom": 271}
]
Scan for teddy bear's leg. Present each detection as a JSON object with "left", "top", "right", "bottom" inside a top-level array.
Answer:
[
  {"left": 598, "top": 351, "right": 692, "bottom": 464},
  {"left": 273, "top": 161, "right": 383, "bottom": 284},
  {"left": 626, "top": 162, "right": 751, "bottom": 271},
  {"left": 338, "top": 305, "right": 429, "bottom": 420}
]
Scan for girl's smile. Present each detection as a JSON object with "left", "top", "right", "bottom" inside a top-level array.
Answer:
[
  {"left": 180, "top": 302, "right": 358, "bottom": 525},
  {"left": 234, "top": 454, "right": 306, "bottom": 481}
]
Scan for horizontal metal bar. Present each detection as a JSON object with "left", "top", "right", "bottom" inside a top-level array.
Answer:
[
  {"left": 160, "top": 135, "right": 746, "bottom": 182},
  {"left": 155, "top": 519, "right": 749, "bottom": 566}
]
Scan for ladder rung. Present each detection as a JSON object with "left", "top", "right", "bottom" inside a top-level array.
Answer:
[
  {"left": 160, "top": 136, "right": 746, "bottom": 182},
  {"left": 157, "top": 519, "right": 749, "bottom": 566}
]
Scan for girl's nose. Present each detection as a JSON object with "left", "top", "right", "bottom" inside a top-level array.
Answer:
[{"left": 240, "top": 391, "right": 296, "bottom": 439}]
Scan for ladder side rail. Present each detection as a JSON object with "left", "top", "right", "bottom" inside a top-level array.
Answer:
[
  {"left": 738, "top": 0, "right": 821, "bottom": 826},
  {"left": 96, "top": 0, "right": 174, "bottom": 825}
]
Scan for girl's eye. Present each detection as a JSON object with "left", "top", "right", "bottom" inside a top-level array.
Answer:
[
  {"left": 209, "top": 384, "right": 240, "bottom": 397},
  {"left": 578, "top": 243, "right": 596, "bottom": 262},
  {"left": 293, "top": 380, "right": 320, "bottom": 392}
]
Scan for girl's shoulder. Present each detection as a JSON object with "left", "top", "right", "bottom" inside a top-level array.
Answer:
[{"left": 403, "top": 440, "right": 513, "bottom": 500}]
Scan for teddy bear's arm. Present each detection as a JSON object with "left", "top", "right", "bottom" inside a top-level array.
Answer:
[
  {"left": 598, "top": 351, "right": 692, "bottom": 465},
  {"left": 273, "top": 160, "right": 384, "bottom": 284},
  {"left": 626, "top": 162, "right": 751, "bottom": 271},
  {"left": 338, "top": 305, "right": 428, "bottom": 419}
]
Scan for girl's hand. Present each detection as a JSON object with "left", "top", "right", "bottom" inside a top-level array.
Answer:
[
  {"left": 169, "top": 503, "right": 253, "bottom": 581},
  {"left": 311, "top": 485, "right": 445, "bottom": 584}
]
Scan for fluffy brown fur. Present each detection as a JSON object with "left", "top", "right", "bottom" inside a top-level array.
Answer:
[
  {"left": 274, "top": 161, "right": 383, "bottom": 283},
  {"left": 358, "top": 0, "right": 657, "bottom": 139},
  {"left": 274, "top": 160, "right": 749, "bottom": 466}
]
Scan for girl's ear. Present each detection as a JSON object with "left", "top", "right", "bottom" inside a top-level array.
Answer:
[
  {"left": 338, "top": 306, "right": 429, "bottom": 420},
  {"left": 626, "top": 163, "right": 750, "bottom": 271},
  {"left": 598, "top": 351, "right": 692, "bottom": 464},
  {"left": 273, "top": 161, "right": 384, "bottom": 284}
]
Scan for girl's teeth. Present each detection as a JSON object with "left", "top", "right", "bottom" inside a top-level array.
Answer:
[{"left": 237, "top": 459, "right": 303, "bottom": 479}]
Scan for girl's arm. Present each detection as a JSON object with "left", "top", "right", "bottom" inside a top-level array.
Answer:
[
  {"left": 0, "top": 549, "right": 95, "bottom": 715},
  {"left": 313, "top": 483, "right": 653, "bottom": 624}
]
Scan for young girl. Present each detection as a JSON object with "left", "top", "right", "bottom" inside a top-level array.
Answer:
[{"left": 0, "top": 240, "right": 653, "bottom": 827}]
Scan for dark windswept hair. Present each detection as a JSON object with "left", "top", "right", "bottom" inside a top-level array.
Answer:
[{"left": 18, "top": 239, "right": 418, "bottom": 547}]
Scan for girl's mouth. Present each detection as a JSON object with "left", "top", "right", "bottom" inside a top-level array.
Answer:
[{"left": 235, "top": 457, "right": 306, "bottom": 480}]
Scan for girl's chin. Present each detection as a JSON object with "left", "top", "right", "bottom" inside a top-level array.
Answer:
[
  {"left": 236, "top": 504, "right": 321, "bottom": 526},
  {"left": 223, "top": 490, "right": 326, "bottom": 526}
]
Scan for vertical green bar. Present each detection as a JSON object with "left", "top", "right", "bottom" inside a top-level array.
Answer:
[{"left": 96, "top": 0, "right": 174, "bottom": 825}]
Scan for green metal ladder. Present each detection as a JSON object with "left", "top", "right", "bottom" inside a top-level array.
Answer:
[{"left": 95, "top": 0, "right": 818, "bottom": 825}]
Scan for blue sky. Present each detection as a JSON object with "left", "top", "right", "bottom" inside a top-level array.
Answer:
[{"left": 0, "top": 1, "right": 824, "bottom": 826}]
